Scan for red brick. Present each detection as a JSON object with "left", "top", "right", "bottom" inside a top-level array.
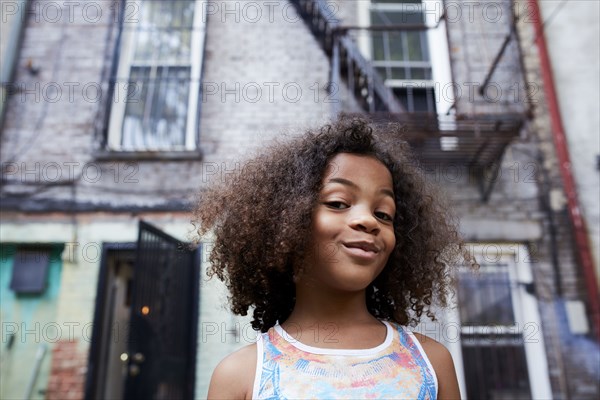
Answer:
[{"left": 46, "top": 340, "right": 87, "bottom": 400}]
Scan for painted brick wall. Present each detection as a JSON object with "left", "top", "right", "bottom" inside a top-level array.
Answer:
[
  {"left": 537, "top": 0, "right": 600, "bottom": 279},
  {"left": 445, "top": 0, "right": 527, "bottom": 115},
  {"left": 0, "top": 0, "right": 332, "bottom": 212}
]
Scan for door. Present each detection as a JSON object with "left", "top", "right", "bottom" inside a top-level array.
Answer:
[{"left": 123, "top": 221, "right": 200, "bottom": 399}]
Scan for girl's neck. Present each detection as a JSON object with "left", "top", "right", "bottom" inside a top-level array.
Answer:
[
  {"left": 284, "top": 284, "right": 377, "bottom": 328},
  {"left": 281, "top": 284, "right": 387, "bottom": 350}
]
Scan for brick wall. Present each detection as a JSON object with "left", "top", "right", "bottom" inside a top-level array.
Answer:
[
  {"left": 445, "top": 0, "right": 527, "bottom": 115},
  {"left": 514, "top": 0, "right": 599, "bottom": 397},
  {"left": 46, "top": 340, "right": 86, "bottom": 400}
]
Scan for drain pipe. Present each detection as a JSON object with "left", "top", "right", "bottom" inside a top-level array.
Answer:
[
  {"left": 24, "top": 344, "right": 47, "bottom": 399},
  {"left": 528, "top": 0, "right": 600, "bottom": 341}
]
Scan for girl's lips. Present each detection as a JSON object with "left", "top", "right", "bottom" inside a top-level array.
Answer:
[
  {"left": 342, "top": 244, "right": 379, "bottom": 260},
  {"left": 342, "top": 241, "right": 379, "bottom": 253}
]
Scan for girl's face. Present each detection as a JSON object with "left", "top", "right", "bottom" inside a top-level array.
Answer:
[{"left": 297, "top": 153, "right": 396, "bottom": 293}]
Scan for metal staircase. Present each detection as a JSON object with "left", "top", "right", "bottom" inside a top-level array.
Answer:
[{"left": 289, "top": 0, "right": 403, "bottom": 113}]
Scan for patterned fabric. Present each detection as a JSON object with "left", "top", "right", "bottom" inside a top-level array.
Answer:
[{"left": 253, "top": 321, "right": 438, "bottom": 399}]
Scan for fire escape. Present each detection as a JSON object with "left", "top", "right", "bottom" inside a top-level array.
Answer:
[{"left": 289, "top": 0, "right": 525, "bottom": 201}]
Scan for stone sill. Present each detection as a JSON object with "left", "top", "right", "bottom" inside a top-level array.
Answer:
[{"left": 93, "top": 149, "right": 204, "bottom": 162}]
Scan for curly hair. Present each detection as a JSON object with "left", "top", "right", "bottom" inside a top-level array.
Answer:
[{"left": 193, "top": 116, "right": 475, "bottom": 332}]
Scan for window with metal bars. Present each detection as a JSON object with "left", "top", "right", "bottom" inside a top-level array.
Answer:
[
  {"left": 107, "top": 0, "right": 206, "bottom": 151},
  {"left": 457, "top": 261, "right": 532, "bottom": 399}
]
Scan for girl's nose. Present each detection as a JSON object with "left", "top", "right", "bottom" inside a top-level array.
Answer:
[{"left": 349, "top": 209, "right": 379, "bottom": 233}]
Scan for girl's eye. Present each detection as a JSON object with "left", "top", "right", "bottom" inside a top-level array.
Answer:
[
  {"left": 325, "top": 201, "right": 349, "bottom": 209},
  {"left": 375, "top": 211, "right": 393, "bottom": 222}
]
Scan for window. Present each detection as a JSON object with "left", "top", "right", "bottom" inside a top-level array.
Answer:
[
  {"left": 107, "top": 0, "right": 206, "bottom": 151},
  {"left": 365, "top": 0, "right": 453, "bottom": 114},
  {"left": 458, "top": 260, "right": 532, "bottom": 398},
  {"left": 371, "top": 1, "right": 432, "bottom": 81},
  {"left": 447, "top": 244, "right": 553, "bottom": 400},
  {"left": 9, "top": 247, "right": 51, "bottom": 294},
  {"left": 370, "top": 0, "right": 434, "bottom": 113}
]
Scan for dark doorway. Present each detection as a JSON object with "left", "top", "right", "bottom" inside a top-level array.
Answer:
[{"left": 85, "top": 221, "right": 200, "bottom": 400}]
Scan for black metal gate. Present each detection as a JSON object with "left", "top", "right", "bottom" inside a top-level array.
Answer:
[{"left": 123, "top": 221, "right": 200, "bottom": 400}]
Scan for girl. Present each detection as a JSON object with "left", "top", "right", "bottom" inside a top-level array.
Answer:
[{"left": 194, "top": 117, "right": 475, "bottom": 399}]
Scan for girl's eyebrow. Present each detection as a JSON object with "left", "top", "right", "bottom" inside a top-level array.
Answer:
[{"left": 325, "top": 177, "right": 395, "bottom": 199}]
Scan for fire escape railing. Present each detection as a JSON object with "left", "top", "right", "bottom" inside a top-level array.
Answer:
[{"left": 289, "top": 0, "right": 403, "bottom": 113}]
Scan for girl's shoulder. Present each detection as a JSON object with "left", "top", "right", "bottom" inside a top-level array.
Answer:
[
  {"left": 409, "top": 331, "right": 461, "bottom": 400},
  {"left": 386, "top": 322, "right": 450, "bottom": 361},
  {"left": 207, "top": 343, "right": 257, "bottom": 400},
  {"left": 409, "top": 330, "right": 452, "bottom": 370}
]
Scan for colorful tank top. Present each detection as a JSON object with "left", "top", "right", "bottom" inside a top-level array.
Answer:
[{"left": 252, "top": 321, "right": 438, "bottom": 399}]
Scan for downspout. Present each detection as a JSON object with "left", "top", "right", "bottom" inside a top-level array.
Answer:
[{"left": 529, "top": 0, "right": 600, "bottom": 341}]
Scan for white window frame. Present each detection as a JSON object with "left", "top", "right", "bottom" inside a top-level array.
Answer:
[
  {"left": 107, "top": 0, "right": 206, "bottom": 152},
  {"left": 445, "top": 243, "right": 553, "bottom": 400},
  {"left": 358, "top": 0, "right": 454, "bottom": 115}
]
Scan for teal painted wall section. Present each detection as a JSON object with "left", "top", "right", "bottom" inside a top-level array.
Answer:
[{"left": 0, "top": 244, "right": 64, "bottom": 400}]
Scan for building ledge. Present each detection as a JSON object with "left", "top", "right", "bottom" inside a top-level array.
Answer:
[
  {"left": 0, "top": 197, "right": 192, "bottom": 213},
  {"left": 460, "top": 218, "right": 543, "bottom": 241},
  {"left": 93, "top": 149, "right": 203, "bottom": 162}
]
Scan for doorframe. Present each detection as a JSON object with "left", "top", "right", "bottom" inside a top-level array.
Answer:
[
  {"left": 84, "top": 242, "right": 136, "bottom": 400},
  {"left": 85, "top": 236, "right": 201, "bottom": 400}
]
